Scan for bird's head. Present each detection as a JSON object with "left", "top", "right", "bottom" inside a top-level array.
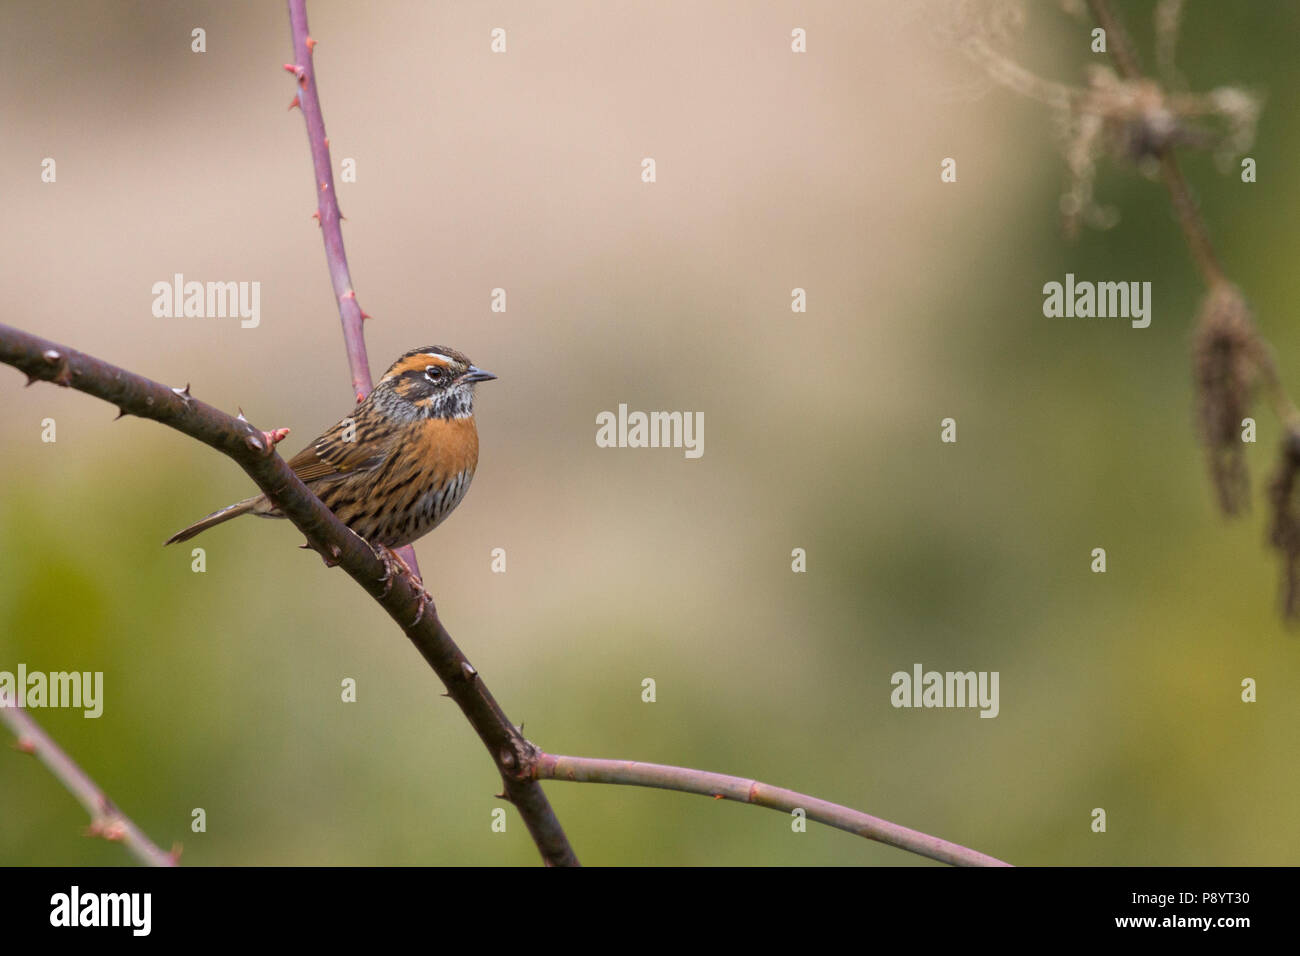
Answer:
[{"left": 373, "top": 346, "right": 496, "bottom": 420}]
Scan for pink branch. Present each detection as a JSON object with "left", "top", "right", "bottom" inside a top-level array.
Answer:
[
  {"left": 286, "top": 0, "right": 420, "bottom": 577},
  {"left": 535, "top": 754, "right": 1011, "bottom": 867},
  {"left": 286, "top": 0, "right": 372, "bottom": 405},
  {"left": 0, "top": 705, "right": 177, "bottom": 867}
]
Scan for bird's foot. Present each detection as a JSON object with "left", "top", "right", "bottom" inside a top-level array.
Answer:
[{"left": 373, "top": 545, "right": 429, "bottom": 626}]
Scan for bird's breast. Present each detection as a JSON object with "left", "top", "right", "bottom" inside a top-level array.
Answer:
[{"left": 415, "top": 414, "right": 479, "bottom": 482}]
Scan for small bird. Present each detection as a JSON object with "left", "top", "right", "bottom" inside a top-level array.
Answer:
[{"left": 166, "top": 346, "right": 495, "bottom": 567}]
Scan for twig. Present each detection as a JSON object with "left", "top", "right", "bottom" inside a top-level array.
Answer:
[
  {"left": 1068, "top": 1, "right": 1300, "bottom": 617},
  {"left": 535, "top": 754, "right": 1011, "bottom": 866},
  {"left": 0, "top": 323, "right": 579, "bottom": 867},
  {"left": 1084, "top": 0, "right": 1142, "bottom": 80},
  {"left": 1083, "top": 18, "right": 1300, "bottom": 428},
  {"left": 284, "top": 0, "right": 423, "bottom": 583},
  {"left": 284, "top": 0, "right": 581, "bottom": 858},
  {"left": 1085, "top": 0, "right": 1225, "bottom": 287},
  {"left": 286, "top": 0, "right": 371, "bottom": 405},
  {"left": 0, "top": 705, "right": 176, "bottom": 867},
  {"left": 287, "top": 2, "right": 584, "bottom": 856}
]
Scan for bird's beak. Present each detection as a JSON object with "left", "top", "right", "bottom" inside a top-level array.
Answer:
[{"left": 461, "top": 366, "right": 497, "bottom": 384}]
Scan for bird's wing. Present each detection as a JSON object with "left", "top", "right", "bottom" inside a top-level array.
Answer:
[{"left": 287, "top": 418, "right": 388, "bottom": 483}]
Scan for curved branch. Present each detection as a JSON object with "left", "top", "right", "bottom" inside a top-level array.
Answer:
[
  {"left": 535, "top": 754, "right": 1011, "bottom": 867},
  {"left": 0, "top": 705, "right": 176, "bottom": 867},
  {"left": 0, "top": 322, "right": 579, "bottom": 867},
  {"left": 2, "top": 324, "right": 1013, "bottom": 867}
]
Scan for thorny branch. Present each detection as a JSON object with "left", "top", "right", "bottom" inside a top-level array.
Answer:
[
  {"left": 0, "top": 323, "right": 1011, "bottom": 866},
  {"left": 284, "top": 0, "right": 422, "bottom": 583},
  {"left": 0, "top": 323, "right": 578, "bottom": 867},
  {"left": 2, "top": 1, "right": 1019, "bottom": 867},
  {"left": 0, "top": 703, "right": 177, "bottom": 867},
  {"left": 278, "top": 1, "right": 577, "bottom": 863}
]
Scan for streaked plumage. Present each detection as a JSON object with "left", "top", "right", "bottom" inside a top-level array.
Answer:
[{"left": 165, "top": 346, "right": 495, "bottom": 549}]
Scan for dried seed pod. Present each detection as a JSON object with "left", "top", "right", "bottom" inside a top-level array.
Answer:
[{"left": 1192, "top": 283, "right": 1260, "bottom": 515}]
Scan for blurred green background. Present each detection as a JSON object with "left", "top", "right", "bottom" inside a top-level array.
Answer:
[{"left": 2, "top": 0, "right": 1299, "bottom": 865}]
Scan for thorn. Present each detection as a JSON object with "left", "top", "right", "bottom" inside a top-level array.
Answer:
[
  {"left": 323, "top": 137, "right": 329, "bottom": 148},
  {"left": 42, "top": 349, "right": 73, "bottom": 386},
  {"left": 171, "top": 383, "right": 193, "bottom": 405},
  {"left": 355, "top": 392, "right": 366, "bottom": 404},
  {"left": 101, "top": 820, "right": 127, "bottom": 842},
  {"left": 461, "top": 661, "right": 478, "bottom": 681},
  {"left": 360, "top": 309, "right": 372, "bottom": 321},
  {"left": 288, "top": 94, "right": 300, "bottom": 111},
  {"left": 13, "top": 737, "right": 35, "bottom": 754},
  {"left": 305, "top": 37, "right": 317, "bottom": 52},
  {"left": 169, "top": 843, "right": 184, "bottom": 864},
  {"left": 319, "top": 182, "right": 328, "bottom": 193},
  {"left": 236, "top": 407, "right": 248, "bottom": 422},
  {"left": 341, "top": 290, "right": 356, "bottom": 301},
  {"left": 112, "top": 407, "right": 129, "bottom": 421},
  {"left": 494, "top": 792, "right": 507, "bottom": 800},
  {"left": 311, "top": 211, "right": 320, "bottom": 223},
  {"left": 712, "top": 793, "right": 725, "bottom": 800},
  {"left": 282, "top": 63, "right": 308, "bottom": 88},
  {"left": 85, "top": 817, "right": 126, "bottom": 842},
  {"left": 303, "top": 540, "right": 340, "bottom": 568},
  {"left": 260, "top": 427, "right": 291, "bottom": 451},
  {"left": 24, "top": 375, "right": 39, "bottom": 387}
]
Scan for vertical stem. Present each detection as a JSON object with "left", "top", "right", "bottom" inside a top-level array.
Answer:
[
  {"left": 283, "top": 1, "right": 578, "bottom": 865},
  {"left": 285, "top": 1, "right": 421, "bottom": 575},
  {"left": 1086, "top": 0, "right": 1225, "bottom": 287},
  {"left": 286, "top": 0, "right": 373, "bottom": 404}
]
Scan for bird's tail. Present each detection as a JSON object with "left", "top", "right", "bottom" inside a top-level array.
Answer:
[{"left": 164, "top": 496, "right": 264, "bottom": 545}]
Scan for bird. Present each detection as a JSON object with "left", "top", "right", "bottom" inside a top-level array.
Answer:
[{"left": 165, "top": 346, "right": 495, "bottom": 573}]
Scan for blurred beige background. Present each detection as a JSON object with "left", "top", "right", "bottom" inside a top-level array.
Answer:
[{"left": 2, "top": 0, "right": 1299, "bottom": 865}]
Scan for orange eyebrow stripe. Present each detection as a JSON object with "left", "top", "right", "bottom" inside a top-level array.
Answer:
[{"left": 391, "top": 353, "right": 453, "bottom": 376}]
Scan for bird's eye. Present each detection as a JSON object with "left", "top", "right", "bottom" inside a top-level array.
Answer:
[{"left": 424, "top": 365, "right": 445, "bottom": 383}]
